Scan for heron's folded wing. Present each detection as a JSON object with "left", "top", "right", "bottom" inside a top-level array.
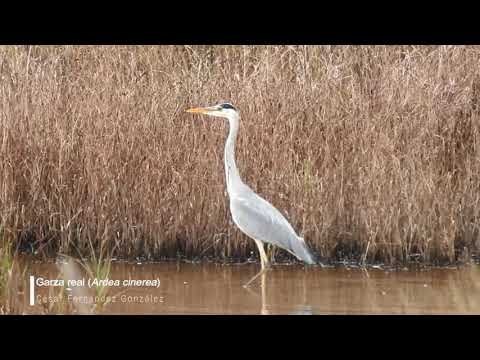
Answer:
[{"left": 230, "top": 195, "right": 296, "bottom": 251}]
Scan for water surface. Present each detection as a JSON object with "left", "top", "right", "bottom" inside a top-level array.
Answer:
[{"left": 6, "top": 259, "right": 480, "bottom": 314}]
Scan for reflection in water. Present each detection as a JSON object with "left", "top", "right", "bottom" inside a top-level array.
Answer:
[
  {"left": 56, "top": 255, "right": 91, "bottom": 315},
  {"left": 4, "top": 257, "right": 480, "bottom": 314},
  {"left": 245, "top": 271, "right": 313, "bottom": 315}
]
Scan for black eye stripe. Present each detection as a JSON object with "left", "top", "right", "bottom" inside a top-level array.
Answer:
[{"left": 220, "top": 103, "right": 237, "bottom": 110}]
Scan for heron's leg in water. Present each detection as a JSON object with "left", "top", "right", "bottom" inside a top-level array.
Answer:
[{"left": 244, "top": 240, "right": 271, "bottom": 287}]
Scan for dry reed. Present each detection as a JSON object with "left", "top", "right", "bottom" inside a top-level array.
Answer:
[{"left": 1, "top": 45, "right": 479, "bottom": 265}]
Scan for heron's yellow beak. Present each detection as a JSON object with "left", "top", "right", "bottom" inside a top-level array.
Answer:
[
  {"left": 186, "top": 107, "right": 207, "bottom": 114},
  {"left": 186, "top": 106, "right": 216, "bottom": 114}
]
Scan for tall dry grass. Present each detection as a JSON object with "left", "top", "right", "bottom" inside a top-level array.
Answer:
[{"left": 1, "top": 45, "right": 479, "bottom": 265}]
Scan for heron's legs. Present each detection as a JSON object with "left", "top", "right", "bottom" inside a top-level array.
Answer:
[
  {"left": 255, "top": 239, "right": 270, "bottom": 270},
  {"left": 244, "top": 240, "right": 271, "bottom": 287}
]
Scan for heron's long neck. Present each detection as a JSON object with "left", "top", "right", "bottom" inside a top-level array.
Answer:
[{"left": 225, "top": 114, "right": 243, "bottom": 195}]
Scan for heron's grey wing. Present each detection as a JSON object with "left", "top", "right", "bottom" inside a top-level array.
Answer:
[
  {"left": 230, "top": 194, "right": 297, "bottom": 252},
  {"left": 230, "top": 193, "right": 316, "bottom": 264}
]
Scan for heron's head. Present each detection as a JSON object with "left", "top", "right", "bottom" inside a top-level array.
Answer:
[{"left": 186, "top": 102, "right": 238, "bottom": 119}]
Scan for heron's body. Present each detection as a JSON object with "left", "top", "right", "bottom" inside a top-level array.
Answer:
[{"left": 186, "top": 102, "right": 316, "bottom": 285}]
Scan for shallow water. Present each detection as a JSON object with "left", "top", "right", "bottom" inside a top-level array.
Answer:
[{"left": 5, "top": 258, "right": 480, "bottom": 314}]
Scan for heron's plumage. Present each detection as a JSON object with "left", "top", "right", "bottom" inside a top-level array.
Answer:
[
  {"left": 187, "top": 102, "right": 316, "bottom": 269},
  {"left": 231, "top": 193, "right": 316, "bottom": 264}
]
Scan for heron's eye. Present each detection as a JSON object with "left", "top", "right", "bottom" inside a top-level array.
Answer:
[{"left": 220, "top": 103, "right": 236, "bottom": 110}]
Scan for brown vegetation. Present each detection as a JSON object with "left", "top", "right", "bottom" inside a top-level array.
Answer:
[{"left": 1, "top": 45, "right": 479, "bottom": 265}]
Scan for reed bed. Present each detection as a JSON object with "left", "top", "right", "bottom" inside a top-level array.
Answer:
[{"left": 1, "top": 45, "right": 479, "bottom": 265}]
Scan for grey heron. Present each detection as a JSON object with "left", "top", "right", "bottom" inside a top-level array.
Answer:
[{"left": 186, "top": 102, "right": 316, "bottom": 286}]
